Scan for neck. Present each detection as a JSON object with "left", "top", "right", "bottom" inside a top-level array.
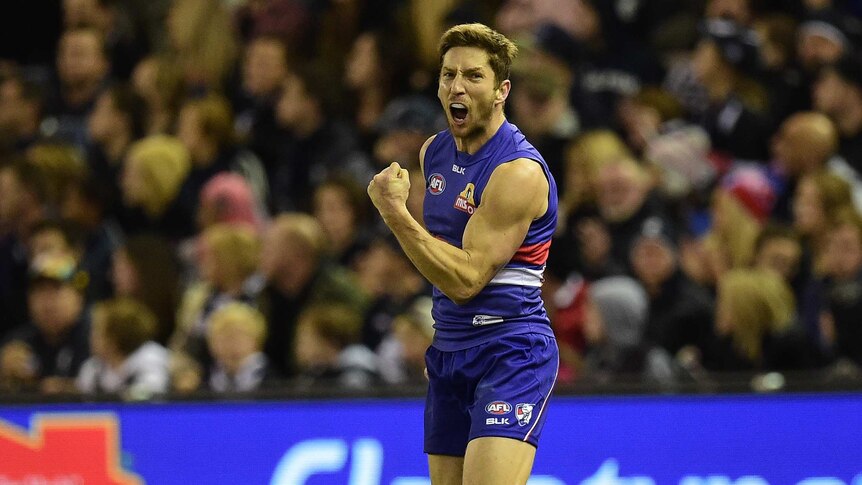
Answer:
[
  {"left": 64, "top": 79, "right": 101, "bottom": 108},
  {"left": 454, "top": 111, "right": 505, "bottom": 154},
  {"left": 274, "top": 263, "right": 314, "bottom": 297}
]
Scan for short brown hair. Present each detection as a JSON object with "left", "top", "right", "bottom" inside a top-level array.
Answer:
[{"left": 438, "top": 23, "right": 518, "bottom": 86}]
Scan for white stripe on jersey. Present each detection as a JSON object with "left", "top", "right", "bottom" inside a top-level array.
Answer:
[{"left": 488, "top": 266, "right": 545, "bottom": 287}]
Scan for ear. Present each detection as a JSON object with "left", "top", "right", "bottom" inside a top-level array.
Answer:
[{"left": 496, "top": 79, "right": 511, "bottom": 105}]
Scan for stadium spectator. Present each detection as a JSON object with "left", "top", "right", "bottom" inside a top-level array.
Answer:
[
  {"left": 0, "top": 72, "right": 44, "bottom": 153},
  {"left": 45, "top": 26, "right": 111, "bottom": 149},
  {"left": 271, "top": 64, "right": 372, "bottom": 212},
  {"left": 206, "top": 302, "right": 276, "bottom": 393},
  {"left": 175, "top": 94, "right": 268, "bottom": 217},
  {"left": 813, "top": 54, "right": 862, "bottom": 173},
  {"left": 0, "top": 254, "right": 90, "bottom": 392},
  {"left": 793, "top": 171, "right": 854, "bottom": 277},
  {"left": 753, "top": 224, "right": 805, "bottom": 300},
  {"left": 630, "top": 218, "right": 714, "bottom": 357},
  {"left": 196, "top": 172, "right": 265, "bottom": 234},
  {"left": 112, "top": 235, "right": 181, "bottom": 344},
  {"left": 259, "top": 213, "right": 369, "bottom": 377},
  {"left": 379, "top": 296, "right": 434, "bottom": 385},
  {"left": 130, "top": 56, "right": 185, "bottom": 135},
  {"left": 294, "top": 304, "right": 379, "bottom": 390},
  {"left": 820, "top": 209, "right": 862, "bottom": 367},
  {"left": 0, "top": 160, "right": 50, "bottom": 336},
  {"left": 118, "top": 135, "right": 191, "bottom": 240},
  {"left": 165, "top": 0, "right": 238, "bottom": 91},
  {"left": 172, "top": 223, "right": 263, "bottom": 369},
  {"left": 85, "top": 84, "right": 147, "bottom": 211},
  {"left": 76, "top": 298, "right": 169, "bottom": 399},
  {"left": 312, "top": 175, "right": 373, "bottom": 269}
]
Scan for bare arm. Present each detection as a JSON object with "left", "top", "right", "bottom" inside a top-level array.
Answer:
[{"left": 368, "top": 154, "right": 549, "bottom": 305}]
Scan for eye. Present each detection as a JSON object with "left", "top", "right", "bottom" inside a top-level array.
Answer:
[{"left": 441, "top": 72, "right": 454, "bottom": 79}]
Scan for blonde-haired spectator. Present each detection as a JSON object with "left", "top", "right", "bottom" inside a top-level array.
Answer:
[
  {"left": 76, "top": 298, "right": 169, "bottom": 399},
  {"left": 167, "top": 0, "right": 239, "bottom": 90},
  {"left": 206, "top": 302, "right": 275, "bottom": 392},
  {"left": 173, "top": 223, "right": 263, "bottom": 367},
  {"left": 707, "top": 268, "right": 812, "bottom": 370},
  {"left": 120, "top": 134, "right": 191, "bottom": 239},
  {"left": 794, "top": 170, "right": 855, "bottom": 276}
]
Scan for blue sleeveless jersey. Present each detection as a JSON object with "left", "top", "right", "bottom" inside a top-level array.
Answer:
[{"left": 422, "top": 120, "right": 558, "bottom": 351}]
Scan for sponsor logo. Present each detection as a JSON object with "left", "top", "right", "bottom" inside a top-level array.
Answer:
[
  {"left": 516, "top": 403, "right": 534, "bottom": 426},
  {"left": 428, "top": 173, "right": 446, "bottom": 195},
  {"left": 0, "top": 414, "right": 143, "bottom": 484},
  {"left": 485, "top": 401, "right": 512, "bottom": 415},
  {"left": 452, "top": 164, "right": 466, "bottom": 174},
  {"left": 472, "top": 315, "right": 504, "bottom": 327},
  {"left": 485, "top": 418, "right": 511, "bottom": 425},
  {"left": 454, "top": 183, "right": 476, "bottom": 215}
]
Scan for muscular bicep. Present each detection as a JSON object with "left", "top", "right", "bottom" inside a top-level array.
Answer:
[{"left": 461, "top": 159, "right": 549, "bottom": 285}]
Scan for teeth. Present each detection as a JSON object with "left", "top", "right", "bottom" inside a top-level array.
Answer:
[{"left": 450, "top": 103, "right": 466, "bottom": 109}]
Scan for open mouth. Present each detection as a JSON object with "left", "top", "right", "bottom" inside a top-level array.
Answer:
[{"left": 449, "top": 103, "right": 468, "bottom": 124}]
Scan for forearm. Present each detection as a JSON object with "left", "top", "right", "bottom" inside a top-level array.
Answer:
[{"left": 381, "top": 206, "right": 487, "bottom": 304}]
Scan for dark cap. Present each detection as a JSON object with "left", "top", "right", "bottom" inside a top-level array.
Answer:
[{"left": 699, "top": 18, "right": 762, "bottom": 75}]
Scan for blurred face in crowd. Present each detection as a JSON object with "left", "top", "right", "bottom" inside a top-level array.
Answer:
[
  {"left": 345, "top": 32, "right": 381, "bottom": 90},
  {"left": 243, "top": 38, "right": 288, "bottom": 98},
  {"left": 813, "top": 70, "right": 855, "bottom": 119},
  {"left": 276, "top": 73, "right": 313, "bottom": 131},
  {"left": 132, "top": 57, "right": 159, "bottom": 104},
  {"left": 112, "top": 248, "right": 138, "bottom": 296},
  {"left": 314, "top": 185, "right": 357, "bottom": 248},
  {"left": 798, "top": 33, "right": 844, "bottom": 73},
  {"left": 393, "top": 318, "right": 431, "bottom": 367},
  {"left": 792, "top": 177, "right": 826, "bottom": 236},
  {"left": 438, "top": 46, "right": 507, "bottom": 142},
  {"left": 595, "top": 160, "right": 648, "bottom": 222},
  {"left": 755, "top": 236, "right": 801, "bottom": 281},
  {"left": 208, "top": 323, "right": 258, "bottom": 375},
  {"left": 355, "top": 241, "right": 396, "bottom": 297},
  {"left": 57, "top": 29, "right": 108, "bottom": 88},
  {"left": 294, "top": 320, "right": 336, "bottom": 369},
  {"left": 0, "top": 79, "right": 36, "bottom": 134},
  {"left": 825, "top": 223, "right": 862, "bottom": 280},
  {"left": 631, "top": 237, "right": 676, "bottom": 291},
  {"left": 582, "top": 298, "right": 605, "bottom": 345},
  {"left": 28, "top": 281, "right": 83, "bottom": 339}
]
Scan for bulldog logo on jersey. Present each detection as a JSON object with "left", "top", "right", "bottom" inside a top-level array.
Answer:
[
  {"left": 428, "top": 173, "right": 446, "bottom": 195},
  {"left": 515, "top": 403, "right": 534, "bottom": 426},
  {"left": 454, "top": 183, "right": 476, "bottom": 215}
]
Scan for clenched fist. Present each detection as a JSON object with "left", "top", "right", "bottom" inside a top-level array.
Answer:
[{"left": 368, "top": 162, "right": 411, "bottom": 218}]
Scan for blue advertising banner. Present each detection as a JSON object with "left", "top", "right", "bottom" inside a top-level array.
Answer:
[{"left": 0, "top": 393, "right": 861, "bottom": 484}]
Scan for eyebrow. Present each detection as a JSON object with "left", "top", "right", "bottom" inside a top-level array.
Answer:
[{"left": 440, "top": 66, "right": 486, "bottom": 74}]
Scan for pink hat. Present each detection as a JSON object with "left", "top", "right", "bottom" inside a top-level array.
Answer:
[
  {"left": 200, "top": 173, "right": 264, "bottom": 231},
  {"left": 720, "top": 165, "right": 776, "bottom": 223}
]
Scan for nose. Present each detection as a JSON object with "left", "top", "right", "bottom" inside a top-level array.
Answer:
[{"left": 450, "top": 72, "right": 467, "bottom": 95}]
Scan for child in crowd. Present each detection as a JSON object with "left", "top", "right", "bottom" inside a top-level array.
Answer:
[{"left": 206, "top": 302, "right": 275, "bottom": 392}]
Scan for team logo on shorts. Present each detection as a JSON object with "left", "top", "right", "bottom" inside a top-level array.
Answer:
[
  {"left": 515, "top": 403, "right": 534, "bottom": 426},
  {"left": 454, "top": 183, "right": 476, "bottom": 215},
  {"left": 485, "top": 401, "right": 512, "bottom": 415},
  {"left": 428, "top": 173, "right": 446, "bottom": 195}
]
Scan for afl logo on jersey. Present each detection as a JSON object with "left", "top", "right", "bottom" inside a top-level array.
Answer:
[{"left": 428, "top": 173, "right": 446, "bottom": 195}]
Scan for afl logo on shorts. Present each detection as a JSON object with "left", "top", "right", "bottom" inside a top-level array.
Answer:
[
  {"left": 428, "top": 173, "right": 446, "bottom": 195},
  {"left": 485, "top": 401, "right": 512, "bottom": 415}
]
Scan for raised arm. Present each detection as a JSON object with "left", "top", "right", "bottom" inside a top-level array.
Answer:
[{"left": 368, "top": 155, "right": 549, "bottom": 305}]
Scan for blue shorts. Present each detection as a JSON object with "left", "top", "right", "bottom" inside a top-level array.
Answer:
[{"left": 423, "top": 332, "right": 559, "bottom": 456}]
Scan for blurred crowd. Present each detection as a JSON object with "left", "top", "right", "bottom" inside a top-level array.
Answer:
[{"left": 1, "top": 0, "right": 862, "bottom": 400}]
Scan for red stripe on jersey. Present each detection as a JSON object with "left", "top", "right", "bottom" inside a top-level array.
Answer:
[{"left": 511, "top": 240, "right": 552, "bottom": 265}]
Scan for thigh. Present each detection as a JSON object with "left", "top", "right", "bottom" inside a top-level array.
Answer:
[
  {"left": 468, "top": 334, "right": 558, "bottom": 447},
  {"left": 428, "top": 454, "right": 464, "bottom": 485},
  {"left": 463, "top": 436, "right": 536, "bottom": 485},
  {"left": 424, "top": 346, "right": 471, "bottom": 456}
]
